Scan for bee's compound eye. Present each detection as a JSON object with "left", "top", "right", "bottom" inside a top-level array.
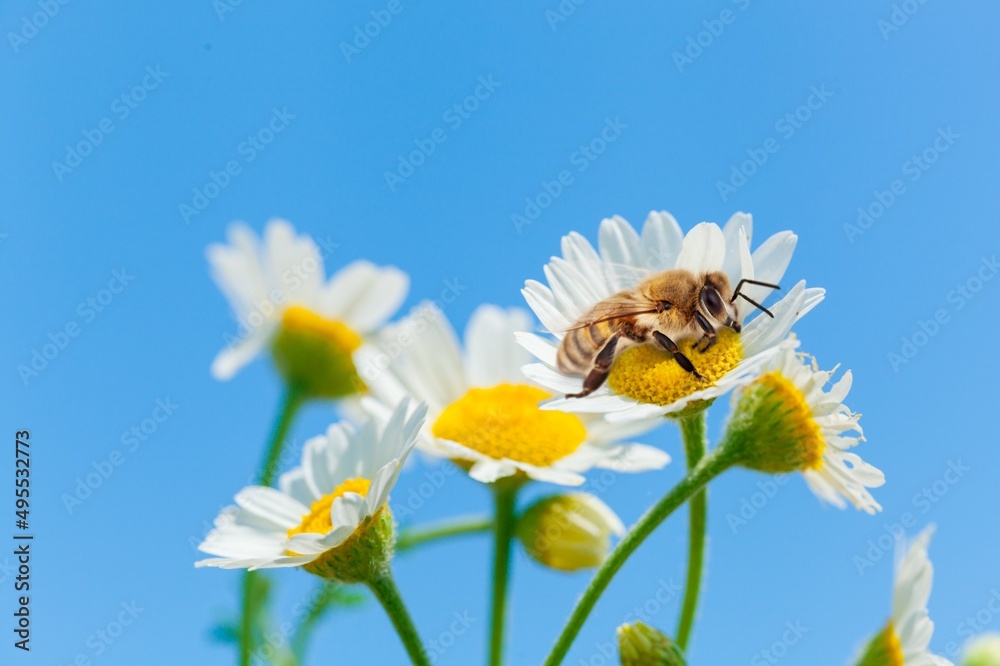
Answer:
[{"left": 701, "top": 287, "right": 725, "bottom": 318}]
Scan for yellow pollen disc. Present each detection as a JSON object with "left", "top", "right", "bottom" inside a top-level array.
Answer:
[
  {"left": 607, "top": 328, "right": 743, "bottom": 406},
  {"left": 281, "top": 305, "right": 363, "bottom": 353},
  {"left": 432, "top": 384, "right": 588, "bottom": 468},
  {"left": 756, "top": 371, "right": 825, "bottom": 470},
  {"left": 286, "top": 478, "right": 371, "bottom": 553}
]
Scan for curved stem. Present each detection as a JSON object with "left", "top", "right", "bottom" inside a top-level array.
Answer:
[
  {"left": 239, "top": 385, "right": 306, "bottom": 666},
  {"left": 542, "top": 447, "right": 734, "bottom": 666},
  {"left": 397, "top": 515, "right": 492, "bottom": 552},
  {"left": 238, "top": 571, "right": 255, "bottom": 666},
  {"left": 676, "top": 411, "right": 707, "bottom": 651},
  {"left": 368, "top": 571, "right": 432, "bottom": 666},
  {"left": 257, "top": 384, "right": 306, "bottom": 486},
  {"left": 489, "top": 486, "right": 518, "bottom": 666}
]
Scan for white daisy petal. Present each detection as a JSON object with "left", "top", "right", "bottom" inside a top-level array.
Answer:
[
  {"left": 210, "top": 329, "right": 275, "bottom": 381},
  {"left": 675, "top": 222, "right": 726, "bottom": 273},
  {"left": 514, "top": 332, "right": 559, "bottom": 367},
  {"left": 641, "top": 211, "right": 684, "bottom": 271},
  {"left": 598, "top": 216, "right": 644, "bottom": 277},
  {"left": 466, "top": 305, "right": 534, "bottom": 387},
  {"left": 234, "top": 487, "right": 308, "bottom": 530}
]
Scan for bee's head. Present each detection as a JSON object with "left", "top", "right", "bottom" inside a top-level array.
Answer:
[{"left": 699, "top": 272, "right": 740, "bottom": 333}]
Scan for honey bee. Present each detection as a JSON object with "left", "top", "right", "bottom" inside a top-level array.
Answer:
[{"left": 557, "top": 270, "right": 779, "bottom": 398}]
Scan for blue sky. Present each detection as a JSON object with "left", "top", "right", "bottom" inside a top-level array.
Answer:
[{"left": 3, "top": 1, "right": 1000, "bottom": 664}]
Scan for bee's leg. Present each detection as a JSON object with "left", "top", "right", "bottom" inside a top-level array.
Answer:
[
  {"left": 694, "top": 312, "right": 717, "bottom": 353},
  {"left": 652, "top": 331, "right": 707, "bottom": 381},
  {"left": 566, "top": 334, "right": 619, "bottom": 399}
]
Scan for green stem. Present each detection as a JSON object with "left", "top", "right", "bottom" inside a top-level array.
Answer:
[
  {"left": 676, "top": 411, "right": 707, "bottom": 651},
  {"left": 238, "top": 571, "right": 255, "bottom": 666},
  {"left": 397, "top": 515, "right": 493, "bottom": 552},
  {"left": 489, "top": 486, "right": 518, "bottom": 666},
  {"left": 368, "top": 571, "right": 432, "bottom": 666},
  {"left": 257, "top": 384, "right": 306, "bottom": 486},
  {"left": 542, "top": 446, "right": 734, "bottom": 666},
  {"left": 239, "top": 385, "right": 306, "bottom": 666}
]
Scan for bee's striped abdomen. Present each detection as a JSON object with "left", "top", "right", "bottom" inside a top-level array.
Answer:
[{"left": 557, "top": 322, "right": 612, "bottom": 375}]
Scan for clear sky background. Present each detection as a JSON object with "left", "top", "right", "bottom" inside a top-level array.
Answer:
[{"left": 3, "top": 1, "right": 999, "bottom": 664}]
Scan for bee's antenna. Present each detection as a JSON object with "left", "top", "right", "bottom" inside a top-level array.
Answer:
[
  {"left": 730, "top": 279, "right": 780, "bottom": 318},
  {"left": 735, "top": 293, "right": 774, "bottom": 318}
]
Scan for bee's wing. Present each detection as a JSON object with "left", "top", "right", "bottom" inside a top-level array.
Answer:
[
  {"left": 573, "top": 258, "right": 653, "bottom": 294},
  {"left": 561, "top": 293, "right": 660, "bottom": 332}
]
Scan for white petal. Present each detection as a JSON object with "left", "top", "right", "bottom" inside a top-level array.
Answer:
[
  {"left": 234, "top": 487, "right": 307, "bottom": 530},
  {"left": 468, "top": 458, "right": 517, "bottom": 484},
  {"left": 598, "top": 216, "right": 643, "bottom": 275},
  {"left": 278, "top": 468, "right": 316, "bottom": 506},
  {"left": 593, "top": 443, "right": 671, "bottom": 473},
  {"left": 641, "top": 211, "right": 683, "bottom": 270},
  {"left": 320, "top": 261, "right": 409, "bottom": 332},
  {"left": 514, "top": 332, "right": 559, "bottom": 367},
  {"left": 675, "top": 222, "right": 726, "bottom": 273},
  {"left": 284, "top": 533, "right": 329, "bottom": 555},
  {"left": 722, "top": 212, "right": 753, "bottom": 285},
  {"left": 263, "top": 219, "right": 324, "bottom": 306},
  {"left": 466, "top": 305, "right": 534, "bottom": 387},
  {"left": 330, "top": 492, "right": 368, "bottom": 530},
  {"left": 210, "top": 328, "right": 274, "bottom": 380},
  {"left": 206, "top": 223, "right": 269, "bottom": 321}
]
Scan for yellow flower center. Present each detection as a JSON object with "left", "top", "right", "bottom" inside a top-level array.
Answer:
[
  {"left": 856, "top": 621, "right": 904, "bottom": 666},
  {"left": 286, "top": 478, "right": 371, "bottom": 548},
  {"left": 755, "top": 371, "right": 825, "bottom": 470},
  {"left": 272, "top": 306, "right": 366, "bottom": 398},
  {"left": 281, "top": 305, "right": 363, "bottom": 352},
  {"left": 607, "top": 328, "right": 743, "bottom": 406},
  {"left": 431, "top": 384, "right": 588, "bottom": 468}
]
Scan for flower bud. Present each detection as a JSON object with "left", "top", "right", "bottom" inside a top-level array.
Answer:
[
  {"left": 617, "top": 621, "right": 686, "bottom": 666},
  {"left": 271, "top": 305, "right": 366, "bottom": 398},
  {"left": 965, "top": 634, "right": 1000, "bottom": 666},
  {"left": 516, "top": 493, "right": 624, "bottom": 572}
]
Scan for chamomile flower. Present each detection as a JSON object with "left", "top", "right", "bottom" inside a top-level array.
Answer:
[
  {"left": 354, "top": 302, "right": 670, "bottom": 486},
  {"left": 195, "top": 401, "right": 425, "bottom": 583},
  {"left": 208, "top": 219, "right": 408, "bottom": 397},
  {"left": 517, "top": 212, "right": 824, "bottom": 421},
  {"left": 855, "top": 527, "right": 952, "bottom": 666},
  {"left": 726, "top": 339, "right": 885, "bottom": 514}
]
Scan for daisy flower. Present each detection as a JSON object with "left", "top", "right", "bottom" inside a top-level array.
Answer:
[
  {"left": 727, "top": 338, "right": 885, "bottom": 514},
  {"left": 353, "top": 302, "right": 670, "bottom": 486},
  {"left": 517, "top": 211, "right": 824, "bottom": 421},
  {"left": 195, "top": 400, "right": 425, "bottom": 582},
  {"left": 854, "top": 527, "right": 952, "bottom": 665},
  {"left": 208, "top": 218, "right": 408, "bottom": 397}
]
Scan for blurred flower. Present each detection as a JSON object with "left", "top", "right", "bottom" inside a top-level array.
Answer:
[
  {"left": 516, "top": 493, "right": 625, "bottom": 572},
  {"left": 207, "top": 219, "right": 408, "bottom": 397},
  {"left": 725, "top": 339, "right": 884, "bottom": 514},
  {"left": 964, "top": 634, "right": 1000, "bottom": 666},
  {"left": 854, "top": 527, "right": 952, "bottom": 666},
  {"left": 617, "top": 621, "right": 686, "bottom": 666},
  {"left": 196, "top": 401, "right": 425, "bottom": 583},
  {"left": 354, "top": 303, "right": 670, "bottom": 486}
]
